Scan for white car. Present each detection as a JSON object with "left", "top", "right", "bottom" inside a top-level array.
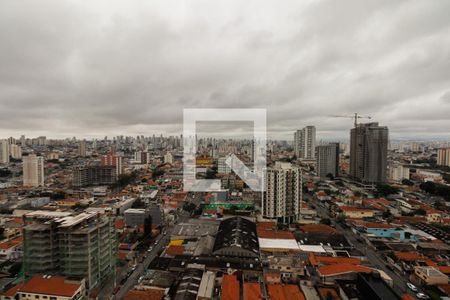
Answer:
[
  {"left": 406, "top": 282, "right": 418, "bottom": 292},
  {"left": 416, "top": 293, "right": 429, "bottom": 299},
  {"left": 147, "top": 247, "right": 153, "bottom": 252}
]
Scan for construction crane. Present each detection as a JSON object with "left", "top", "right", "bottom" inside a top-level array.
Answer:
[{"left": 330, "top": 113, "right": 372, "bottom": 128}]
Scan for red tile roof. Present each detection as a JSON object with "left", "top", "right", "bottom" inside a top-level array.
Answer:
[
  {"left": 309, "top": 253, "right": 361, "bottom": 266},
  {"left": 0, "top": 236, "right": 23, "bottom": 250},
  {"left": 18, "top": 275, "right": 82, "bottom": 297},
  {"left": 401, "top": 294, "right": 416, "bottom": 300},
  {"left": 222, "top": 275, "right": 240, "bottom": 300},
  {"left": 394, "top": 252, "right": 423, "bottom": 261},
  {"left": 165, "top": 245, "right": 184, "bottom": 256},
  {"left": 266, "top": 284, "right": 305, "bottom": 300},
  {"left": 318, "top": 264, "right": 372, "bottom": 276},
  {"left": 124, "top": 288, "right": 165, "bottom": 300},
  {"left": 243, "top": 283, "right": 261, "bottom": 300},
  {"left": 299, "top": 224, "right": 337, "bottom": 234}
]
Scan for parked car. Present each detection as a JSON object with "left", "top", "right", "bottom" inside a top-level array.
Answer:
[
  {"left": 416, "top": 293, "right": 430, "bottom": 299},
  {"left": 407, "top": 282, "right": 418, "bottom": 292}
]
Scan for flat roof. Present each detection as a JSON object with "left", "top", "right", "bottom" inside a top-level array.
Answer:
[{"left": 259, "top": 238, "right": 300, "bottom": 250}]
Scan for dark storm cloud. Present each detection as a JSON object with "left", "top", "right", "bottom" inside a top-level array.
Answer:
[{"left": 0, "top": 0, "right": 450, "bottom": 139}]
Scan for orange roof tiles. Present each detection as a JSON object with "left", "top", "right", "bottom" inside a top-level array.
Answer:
[
  {"left": 18, "top": 275, "right": 82, "bottom": 297},
  {"left": 299, "top": 224, "right": 337, "bottom": 234},
  {"left": 243, "top": 283, "right": 262, "bottom": 300},
  {"left": 394, "top": 252, "right": 423, "bottom": 261},
  {"left": 309, "top": 253, "right": 361, "bottom": 266},
  {"left": 266, "top": 284, "right": 305, "bottom": 300},
  {"left": 340, "top": 206, "right": 372, "bottom": 212},
  {"left": 165, "top": 245, "right": 184, "bottom": 256},
  {"left": 318, "top": 264, "right": 372, "bottom": 276},
  {"left": 2, "top": 283, "right": 24, "bottom": 297},
  {"left": 0, "top": 236, "right": 23, "bottom": 250},
  {"left": 124, "top": 288, "right": 165, "bottom": 300},
  {"left": 401, "top": 294, "right": 416, "bottom": 300},
  {"left": 438, "top": 266, "right": 450, "bottom": 274},
  {"left": 115, "top": 219, "right": 125, "bottom": 229},
  {"left": 222, "top": 275, "right": 240, "bottom": 300}
]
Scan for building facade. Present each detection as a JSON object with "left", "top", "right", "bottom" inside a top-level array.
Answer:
[
  {"left": 437, "top": 148, "right": 450, "bottom": 167},
  {"left": 294, "top": 126, "right": 316, "bottom": 160},
  {"left": 23, "top": 154, "right": 45, "bottom": 187},
  {"left": 0, "top": 139, "right": 9, "bottom": 164},
  {"left": 263, "top": 162, "right": 302, "bottom": 223},
  {"left": 350, "top": 122, "right": 388, "bottom": 184},
  {"left": 22, "top": 211, "right": 116, "bottom": 290},
  {"left": 316, "top": 143, "right": 339, "bottom": 179}
]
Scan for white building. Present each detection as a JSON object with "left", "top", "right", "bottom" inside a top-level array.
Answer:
[
  {"left": 164, "top": 152, "right": 173, "bottom": 164},
  {"left": 294, "top": 126, "right": 316, "bottom": 160},
  {"left": 9, "top": 144, "right": 22, "bottom": 159},
  {"left": 217, "top": 156, "right": 231, "bottom": 174},
  {"left": 263, "top": 162, "right": 302, "bottom": 223},
  {"left": 389, "top": 164, "right": 410, "bottom": 182},
  {"left": 23, "top": 154, "right": 45, "bottom": 187},
  {"left": 437, "top": 148, "right": 450, "bottom": 167},
  {"left": 0, "top": 139, "right": 9, "bottom": 164}
]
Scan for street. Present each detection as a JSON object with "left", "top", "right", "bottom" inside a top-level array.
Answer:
[{"left": 307, "top": 194, "right": 417, "bottom": 298}]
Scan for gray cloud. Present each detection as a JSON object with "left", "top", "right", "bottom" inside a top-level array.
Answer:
[{"left": 0, "top": 0, "right": 450, "bottom": 140}]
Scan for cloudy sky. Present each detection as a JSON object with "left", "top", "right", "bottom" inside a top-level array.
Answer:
[{"left": 1, "top": 0, "right": 450, "bottom": 140}]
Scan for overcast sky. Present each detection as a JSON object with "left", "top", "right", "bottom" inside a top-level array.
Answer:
[{"left": 1, "top": 0, "right": 450, "bottom": 140}]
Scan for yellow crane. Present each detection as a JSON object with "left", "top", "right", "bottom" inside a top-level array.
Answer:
[{"left": 330, "top": 113, "right": 372, "bottom": 128}]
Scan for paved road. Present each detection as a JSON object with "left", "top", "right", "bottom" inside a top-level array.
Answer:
[
  {"left": 307, "top": 194, "right": 418, "bottom": 298},
  {"left": 113, "top": 211, "right": 192, "bottom": 299}
]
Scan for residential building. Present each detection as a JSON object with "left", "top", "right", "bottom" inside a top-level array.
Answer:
[
  {"left": 316, "top": 143, "right": 339, "bottom": 178},
  {"left": 350, "top": 122, "right": 388, "bottom": 183},
  {"left": 0, "top": 139, "right": 9, "bottom": 164},
  {"left": 22, "top": 211, "right": 116, "bottom": 290},
  {"left": 164, "top": 152, "right": 173, "bottom": 164},
  {"left": 437, "top": 148, "right": 450, "bottom": 167},
  {"left": 263, "top": 162, "right": 302, "bottom": 223},
  {"left": 23, "top": 154, "right": 45, "bottom": 187},
  {"left": 2, "top": 275, "right": 86, "bottom": 300},
  {"left": 217, "top": 156, "right": 231, "bottom": 174},
  {"left": 101, "top": 153, "right": 123, "bottom": 175},
  {"left": 72, "top": 166, "right": 117, "bottom": 187},
  {"left": 124, "top": 208, "right": 150, "bottom": 227},
  {"left": 9, "top": 144, "right": 22, "bottom": 159},
  {"left": 389, "top": 164, "right": 410, "bottom": 182},
  {"left": 78, "top": 140, "right": 87, "bottom": 157},
  {"left": 294, "top": 126, "right": 316, "bottom": 160}
]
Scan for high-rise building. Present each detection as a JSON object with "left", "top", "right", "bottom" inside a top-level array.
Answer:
[
  {"left": 0, "top": 139, "right": 9, "bottom": 164},
  {"left": 389, "top": 164, "right": 410, "bottom": 182},
  {"left": 78, "top": 140, "right": 87, "bottom": 157},
  {"left": 294, "top": 126, "right": 316, "bottom": 160},
  {"left": 22, "top": 211, "right": 116, "bottom": 290},
  {"left": 9, "top": 144, "right": 22, "bottom": 159},
  {"left": 263, "top": 162, "right": 302, "bottom": 223},
  {"left": 101, "top": 153, "right": 123, "bottom": 175},
  {"left": 217, "top": 156, "right": 231, "bottom": 174},
  {"left": 350, "top": 122, "right": 388, "bottom": 183},
  {"left": 316, "top": 143, "right": 339, "bottom": 179},
  {"left": 23, "top": 154, "right": 45, "bottom": 187},
  {"left": 437, "top": 148, "right": 450, "bottom": 167},
  {"left": 73, "top": 166, "right": 117, "bottom": 187},
  {"left": 164, "top": 152, "right": 173, "bottom": 164}
]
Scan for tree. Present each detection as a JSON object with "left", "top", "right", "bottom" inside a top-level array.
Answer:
[
  {"left": 182, "top": 202, "right": 196, "bottom": 212},
  {"left": 420, "top": 181, "right": 436, "bottom": 194},
  {"left": 326, "top": 173, "right": 334, "bottom": 180},
  {"left": 376, "top": 184, "right": 399, "bottom": 197},
  {"left": 415, "top": 208, "right": 427, "bottom": 216},
  {"left": 382, "top": 210, "right": 392, "bottom": 219},
  {"left": 320, "top": 218, "right": 332, "bottom": 226},
  {"left": 402, "top": 179, "right": 414, "bottom": 186},
  {"left": 0, "top": 168, "right": 12, "bottom": 177}
]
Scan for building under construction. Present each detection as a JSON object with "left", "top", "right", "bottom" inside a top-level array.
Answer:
[{"left": 22, "top": 210, "right": 117, "bottom": 289}]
